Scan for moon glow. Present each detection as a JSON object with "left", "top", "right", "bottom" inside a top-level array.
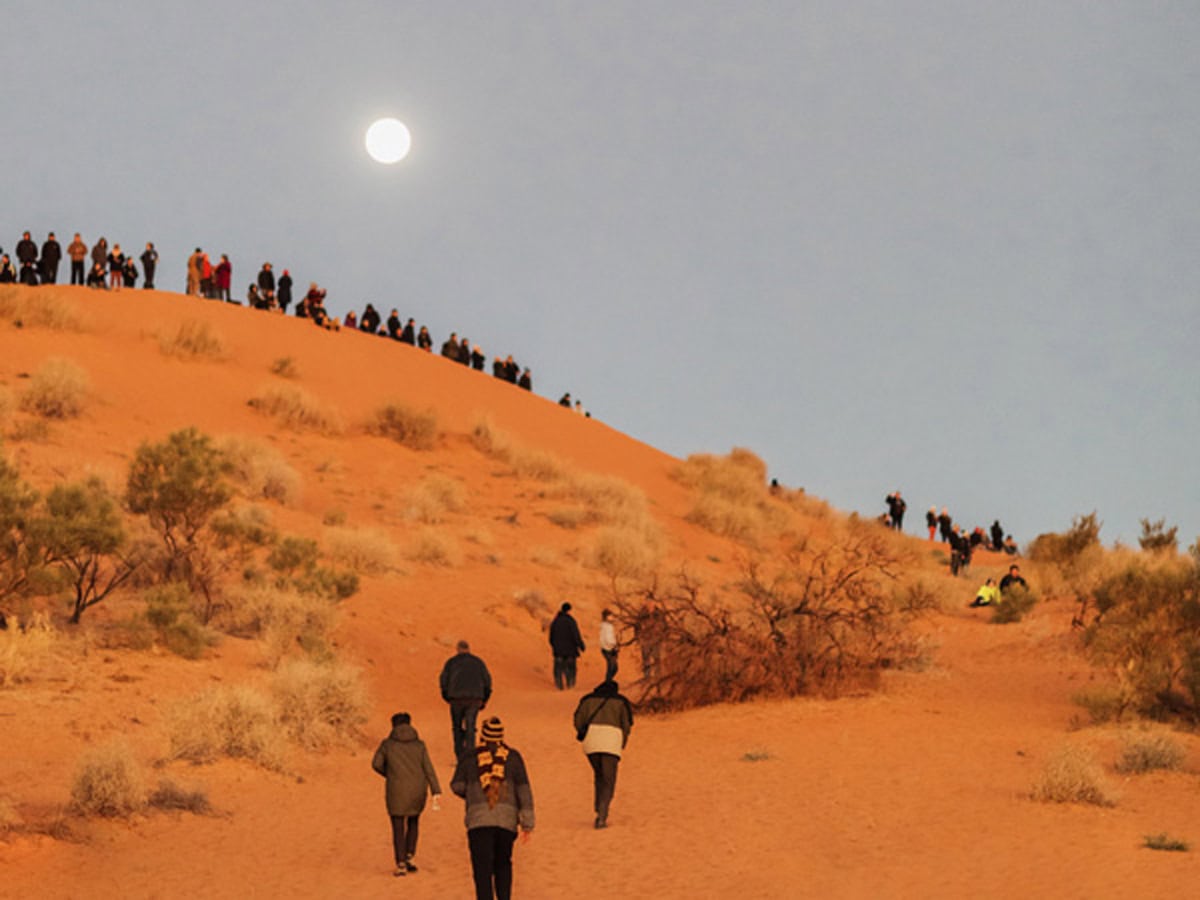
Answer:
[{"left": 365, "top": 118, "right": 411, "bottom": 164}]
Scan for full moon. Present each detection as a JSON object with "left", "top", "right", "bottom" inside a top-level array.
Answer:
[{"left": 365, "top": 118, "right": 411, "bottom": 164}]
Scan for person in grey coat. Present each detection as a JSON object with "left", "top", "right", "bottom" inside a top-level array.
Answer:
[
  {"left": 451, "top": 717, "right": 534, "bottom": 900},
  {"left": 371, "top": 712, "right": 443, "bottom": 878}
]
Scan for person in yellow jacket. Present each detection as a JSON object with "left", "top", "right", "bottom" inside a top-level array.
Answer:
[{"left": 970, "top": 578, "right": 1000, "bottom": 607}]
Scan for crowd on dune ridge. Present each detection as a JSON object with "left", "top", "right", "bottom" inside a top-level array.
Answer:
[{"left": 2, "top": 229, "right": 594, "bottom": 416}]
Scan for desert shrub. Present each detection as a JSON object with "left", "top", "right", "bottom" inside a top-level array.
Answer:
[
  {"left": 0, "top": 386, "right": 13, "bottom": 424},
  {"left": 269, "top": 356, "right": 299, "bottom": 379},
  {"left": 1081, "top": 556, "right": 1200, "bottom": 721},
  {"left": 588, "top": 524, "right": 663, "bottom": 580},
  {"left": 1115, "top": 728, "right": 1186, "bottom": 774},
  {"left": 548, "top": 507, "right": 588, "bottom": 529},
  {"left": 247, "top": 384, "right": 342, "bottom": 433},
  {"left": 0, "top": 613, "right": 56, "bottom": 686},
  {"left": 368, "top": 402, "right": 438, "bottom": 450},
  {"left": 266, "top": 535, "right": 359, "bottom": 600},
  {"left": 6, "top": 416, "right": 50, "bottom": 443},
  {"left": 1144, "top": 833, "right": 1190, "bottom": 852},
  {"left": 271, "top": 658, "right": 368, "bottom": 750},
  {"left": 615, "top": 532, "right": 915, "bottom": 710},
  {"left": 674, "top": 449, "right": 786, "bottom": 543},
  {"left": 559, "top": 472, "right": 651, "bottom": 527},
  {"left": 323, "top": 525, "right": 397, "bottom": 574},
  {"left": 0, "top": 288, "right": 86, "bottom": 330},
  {"left": 0, "top": 456, "right": 41, "bottom": 606},
  {"left": 142, "top": 583, "right": 216, "bottom": 659},
  {"left": 1138, "top": 517, "right": 1179, "bottom": 554},
  {"left": 70, "top": 741, "right": 146, "bottom": 818},
  {"left": 1027, "top": 512, "right": 1102, "bottom": 567},
  {"left": 508, "top": 446, "right": 569, "bottom": 481},
  {"left": 403, "top": 475, "right": 465, "bottom": 523},
  {"left": 405, "top": 528, "right": 461, "bottom": 566},
  {"left": 30, "top": 477, "right": 140, "bottom": 623},
  {"left": 513, "top": 588, "right": 550, "bottom": 620},
  {"left": 210, "top": 504, "right": 277, "bottom": 565},
  {"left": 741, "top": 748, "right": 772, "bottom": 762},
  {"left": 222, "top": 585, "right": 337, "bottom": 665},
  {"left": 0, "top": 795, "right": 21, "bottom": 833},
  {"left": 217, "top": 436, "right": 301, "bottom": 505},
  {"left": 686, "top": 493, "right": 767, "bottom": 542},
  {"left": 166, "top": 684, "right": 285, "bottom": 770},
  {"left": 20, "top": 357, "right": 89, "bottom": 419},
  {"left": 990, "top": 583, "right": 1038, "bottom": 624},
  {"left": 893, "top": 574, "right": 959, "bottom": 614},
  {"left": 1030, "top": 743, "right": 1116, "bottom": 806},
  {"left": 468, "top": 414, "right": 513, "bottom": 458},
  {"left": 158, "top": 320, "right": 228, "bottom": 360},
  {"left": 1072, "top": 685, "right": 1129, "bottom": 725},
  {"left": 147, "top": 778, "right": 212, "bottom": 815}
]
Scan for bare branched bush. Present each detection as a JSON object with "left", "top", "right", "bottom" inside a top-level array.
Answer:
[
  {"left": 1115, "top": 728, "right": 1186, "bottom": 774},
  {"left": 1030, "top": 743, "right": 1116, "bottom": 806},
  {"left": 21, "top": 357, "right": 89, "bottom": 419},
  {"left": 403, "top": 474, "right": 466, "bottom": 523},
  {"left": 166, "top": 685, "right": 286, "bottom": 770},
  {"left": 271, "top": 658, "right": 369, "bottom": 750},
  {"left": 368, "top": 402, "right": 439, "bottom": 450},
  {"left": 218, "top": 436, "right": 302, "bottom": 505},
  {"left": 71, "top": 741, "right": 146, "bottom": 818},
  {"left": 1138, "top": 517, "right": 1179, "bottom": 553},
  {"left": 248, "top": 384, "right": 343, "bottom": 434},
  {"left": 158, "top": 320, "right": 228, "bottom": 360},
  {"left": 323, "top": 525, "right": 397, "bottom": 574}
]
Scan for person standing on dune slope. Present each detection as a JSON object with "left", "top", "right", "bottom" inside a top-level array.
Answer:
[
  {"left": 371, "top": 711, "right": 442, "bottom": 878},
  {"left": 440, "top": 640, "right": 493, "bottom": 760}
]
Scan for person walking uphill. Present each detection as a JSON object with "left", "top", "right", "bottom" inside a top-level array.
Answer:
[
  {"left": 573, "top": 680, "right": 634, "bottom": 829},
  {"left": 451, "top": 717, "right": 534, "bottom": 900},
  {"left": 371, "top": 712, "right": 442, "bottom": 878},
  {"left": 599, "top": 608, "right": 619, "bottom": 681},
  {"left": 440, "top": 640, "right": 493, "bottom": 760},
  {"left": 549, "top": 603, "right": 585, "bottom": 690}
]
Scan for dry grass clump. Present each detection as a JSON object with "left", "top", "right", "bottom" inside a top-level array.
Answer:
[
  {"left": 1031, "top": 743, "right": 1116, "bottom": 806},
  {"left": 270, "top": 356, "right": 299, "bottom": 379},
  {"left": 894, "top": 573, "right": 961, "bottom": 614},
  {"left": 469, "top": 414, "right": 569, "bottom": 481},
  {"left": 1072, "top": 684, "right": 1128, "bottom": 725},
  {"left": 158, "top": 319, "right": 228, "bottom": 360},
  {"left": 468, "top": 413, "right": 513, "bottom": 458},
  {"left": 686, "top": 493, "right": 769, "bottom": 542},
  {"left": 271, "top": 658, "right": 369, "bottom": 750},
  {"left": 1144, "top": 833, "right": 1190, "bottom": 852},
  {"left": 548, "top": 507, "right": 588, "bottom": 529},
  {"left": 675, "top": 449, "right": 787, "bottom": 543},
  {"left": 218, "top": 435, "right": 302, "bottom": 505},
  {"left": 166, "top": 685, "right": 286, "bottom": 770},
  {"left": 1115, "top": 729, "right": 1186, "bottom": 774},
  {"left": 147, "top": 778, "right": 212, "bottom": 815},
  {"left": 405, "top": 527, "right": 462, "bottom": 566},
  {"left": 588, "top": 524, "right": 664, "bottom": 580},
  {"left": 0, "top": 795, "right": 22, "bottom": 833},
  {"left": 323, "top": 525, "right": 397, "bottom": 575},
  {"left": 20, "top": 357, "right": 89, "bottom": 419},
  {"left": 0, "top": 287, "right": 86, "bottom": 330},
  {"left": 403, "top": 474, "right": 466, "bottom": 523},
  {"left": 0, "top": 613, "right": 57, "bottom": 686},
  {"left": 368, "top": 401, "right": 439, "bottom": 450},
  {"left": 558, "top": 472, "right": 651, "bottom": 527},
  {"left": 70, "top": 741, "right": 146, "bottom": 818},
  {"left": 222, "top": 585, "right": 337, "bottom": 666},
  {"left": 248, "top": 384, "right": 343, "bottom": 434},
  {"left": 0, "top": 386, "right": 13, "bottom": 425}
]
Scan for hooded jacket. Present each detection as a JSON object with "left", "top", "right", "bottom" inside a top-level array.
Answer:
[
  {"left": 573, "top": 682, "right": 634, "bottom": 757},
  {"left": 371, "top": 723, "right": 442, "bottom": 816}
]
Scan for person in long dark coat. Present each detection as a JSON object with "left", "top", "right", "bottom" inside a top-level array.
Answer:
[
  {"left": 140, "top": 242, "right": 158, "bottom": 289},
  {"left": 39, "top": 232, "right": 61, "bottom": 284},
  {"left": 277, "top": 269, "right": 293, "bottom": 313},
  {"left": 548, "top": 603, "right": 586, "bottom": 690},
  {"left": 371, "top": 712, "right": 442, "bottom": 877}
]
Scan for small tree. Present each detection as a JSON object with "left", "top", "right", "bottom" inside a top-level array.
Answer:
[
  {"left": 32, "top": 478, "right": 140, "bottom": 623},
  {"left": 1138, "top": 517, "right": 1179, "bottom": 554},
  {"left": 0, "top": 456, "right": 41, "bottom": 605},
  {"left": 125, "top": 429, "right": 230, "bottom": 610}
]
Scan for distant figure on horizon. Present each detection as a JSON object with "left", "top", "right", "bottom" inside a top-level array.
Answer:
[
  {"left": 121, "top": 256, "right": 138, "bottom": 288},
  {"left": 450, "top": 716, "right": 534, "bottom": 900},
  {"left": 471, "top": 344, "right": 486, "bottom": 371},
  {"left": 107, "top": 243, "right": 125, "bottom": 291},
  {"left": 185, "top": 247, "right": 202, "bottom": 295},
  {"left": 68, "top": 234, "right": 88, "bottom": 285},
  {"left": 417, "top": 326, "right": 432, "bottom": 351},
  {"left": 518, "top": 368, "right": 532, "bottom": 391},
  {"left": 990, "top": 520, "right": 1004, "bottom": 552},
  {"left": 598, "top": 609, "right": 619, "bottom": 681},
  {"left": 343, "top": 309, "right": 358, "bottom": 330},
  {"left": 360, "top": 303, "right": 381, "bottom": 334},
  {"left": 140, "top": 242, "right": 158, "bottom": 289},
  {"left": 573, "top": 680, "right": 634, "bottom": 830},
  {"left": 86, "top": 260, "right": 106, "bottom": 288},
  {"left": 199, "top": 252, "right": 214, "bottom": 298},
  {"left": 277, "top": 269, "right": 293, "bottom": 313},
  {"left": 16, "top": 232, "right": 38, "bottom": 285},
  {"left": 257, "top": 262, "right": 275, "bottom": 297},
  {"left": 216, "top": 254, "right": 232, "bottom": 302},
  {"left": 39, "top": 232, "right": 61, "bottom": 284},
  {"left": 548, "top": 603, "right": 586, "bottom": 690},
  {"left": 371, "top": 711, "right": 442, "bottom": 878},
  {"left": 559, "top": 392, "right": 572, "bottom": 408},
  {"left": 926, "top": 506, "right": 938, "bottom": 541},
  {"left": 401, "top": 317, "right": 416, "bottom": 344},
  {"left": 386, "top": 308, "right": 401, "bottom": 339},
  {"left": 937, "top": 507, "right": 952, "bottom": 544},
  {"left": 442, "top": 332, "right": 460, "bottom": 360},
  {"left": 0, "top": 254, "right": 16, "bottom": 283},
  {"left": 885, "top": 491, "right": 906, "bottom": 531},
  {"left": 440, "top": 640, "right": 493, "bottom": 760}
]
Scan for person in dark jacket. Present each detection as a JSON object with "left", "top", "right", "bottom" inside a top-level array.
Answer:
[
  {"left": 39, "top": 232, "right": 62, "bottom": 284},
  {"left": 573, "top": 680, "right": 634, "bottom": 829},
  {"left": 925, "top": 506, "right": 938, "bottom": 542},
  {"left": 121, "top": 257, "right": 138, "bottom": 288},
  {"left": 107, "top": 243, "right": 125, "bottom": 291},
  {"left": 440, "top": 640, "right": 493, "bottom": 760},
  {"left": 400, "top": 317, "right": 416, "bottom": 344},
  {"left": 518, "top": 369, "right": 532, "bottom": 391},
  {"left": 937, "top": 508, "right": 952, "bottom": 544},
  {"left": 257, "top": 262, "right": 275, "bottom": 296},
  {"left": 470, "top": 345, "right": 486, "bottom": 371},
  {"left": 450, "top": 716, "right": 534, "bottom": 900},
  {"left": 0, "top": 254, "right": 16, "bottom": 283},
  {"left": 999, "top": 564, "right": 1027, "bottom": 593},
  {"left": 371, "top": 711, "right": 442, "bottom": 878},
  {"left": 386, "top": 309, "right": 401, "bottom": 339},
  {"left": 277, "top": 269, "right": 293, "bottom": 313},
  {"left": 990, "top": 519, "right": 1005, "bottom": 552},
  {"left": 548, "top": 603, "right": 586, "bottom": 690},
  {"left": 441, "top": 332, "right": 461, "bottom": 360},
  {"left": 15, "top": 231, "right": 38, "bottom": 270},
  {"left": 140, "top": 242, "right": 158, "bottom": 289},
  {"left": 360, "top": 303, "right": 381, "bottom": 334}
]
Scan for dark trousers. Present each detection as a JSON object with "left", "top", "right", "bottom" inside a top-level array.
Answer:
[
  {"left": 467, "top": 826, "right": 516, "bottom": 900},
  {"left": 389, "top": 814, "right": 420, "bottom": 864},
  {"left": 449, "top": 700, "right": 482, "bottom": 759},
  {"left": 602, "top": 649, "right": 619, "bottom": 681},
  {"left": 553, "top": 656, "right": 578, "bottom": 690},
  {"left": 70, "top": 260, "right": 85, "bottom": 284},
  {"left": 40, "top": 263, "right": 58, "bottom": 284},
  {"left": 144, "top": 265, "right": 155, "bottom": 289},
  {"left": 588, "top": 752, "right": 620, "bottom": 819}
]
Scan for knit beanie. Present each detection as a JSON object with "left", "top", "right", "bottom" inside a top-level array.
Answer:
[{"left": 480, "top": 717, "right": 504, "bottom": 743}]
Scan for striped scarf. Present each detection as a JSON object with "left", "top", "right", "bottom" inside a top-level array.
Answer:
[{"left": 476, "top": 743, "right": 510, "bottom": 808}]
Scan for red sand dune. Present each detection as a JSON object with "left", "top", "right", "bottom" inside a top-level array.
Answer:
[{"left": 0, "top": 285, "right": 1196, "bottom": 899}]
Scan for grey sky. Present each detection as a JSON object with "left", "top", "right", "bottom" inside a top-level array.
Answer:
[{"left": 5, "top": 2, "right": 1198, "bottom": 546}]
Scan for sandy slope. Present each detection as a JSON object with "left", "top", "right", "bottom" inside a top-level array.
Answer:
[{"left": 0, "top": 285, "right": 1197, "bottom": 899}]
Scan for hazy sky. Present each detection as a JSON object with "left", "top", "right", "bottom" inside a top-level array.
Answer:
[{"left": 5, "top": 2, "right": 1198, "bottom": 546}]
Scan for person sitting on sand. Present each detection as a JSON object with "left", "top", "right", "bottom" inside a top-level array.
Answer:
[
  {"left": 86, "top": 261, "right": 107, "bottom": 288},
  {"left": 371, "top": 711, "right": 442, "bottom": 878},
  {"left": 343, "top": 309, "right": 357, "bottom": 330},
  {"left": 999, "top": 564, "right": 1027, "bottom": 593},
  {"left": 417, "top": 326, "right": 432, "bottom": 351},
  {"left": 0, "top": 254, "right": 16, "bottom": 283},
  {"left": 970, "top": 578, "right": 1000, "bottom": 607}
]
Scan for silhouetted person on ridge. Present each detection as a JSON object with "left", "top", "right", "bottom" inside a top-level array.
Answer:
[
  {"left": 937, "top": 508, "right": 952, "bottom": 544},
  {"left": 68, "top": 234, "right": 88, "bottom": 285},
  {"left": 360, "top": 303, "right": 381, "bottom": 334},
  {"left": 990, "top": 520, "right": 1004, "bottom": 552},
  {"left": 518, "top": 369, "right": 532, "bottom": 391},
  {"left": 277, "top": 269, "right": 293, "bottom": 313},
  {"left": 140, "top": 242, "right": 158, "bottom": 289},
  {"left": 471, "top": 345, "right": 486, "bottom": 371},
  {"left": 456, "top": 336, "right": 472, "bottom": 365},
  {"left": 926, "top": 507, "right": 938, "bottom": 541},
  {"left": 121, "top": 256, "right": 138, "bottom": 288},
  {"left": 257, "top": 262, "right": 275, "bottom": 296},
  {"left": 559, "top": 393, "right": 572, "bottom": 408},
  {"left": 39, "top": 232, "right": 61, "bottom": 284},
  {"left": 417, "top": 326, "right": 432, "bottom": 351},
  {"left": 386, "top": 309, "right": 401, "bottom": 339},
  {"left": 401, "top": 318, "right": 416, "bottom": 344}
]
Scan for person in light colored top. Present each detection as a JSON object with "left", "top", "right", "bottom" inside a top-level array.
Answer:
[{"left": 598, "top": 608, "right": 618, "bottom": 681}]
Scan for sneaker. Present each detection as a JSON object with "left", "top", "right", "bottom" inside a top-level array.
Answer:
[
  {"left": 405, "top": 857, "right": 418, "bottom": 873},
  {"left": 393, "top": 864, "right": 407, "bottom": 877},
  {"left": 594, "top": 816, "right": 607, "bottom": 830}
]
